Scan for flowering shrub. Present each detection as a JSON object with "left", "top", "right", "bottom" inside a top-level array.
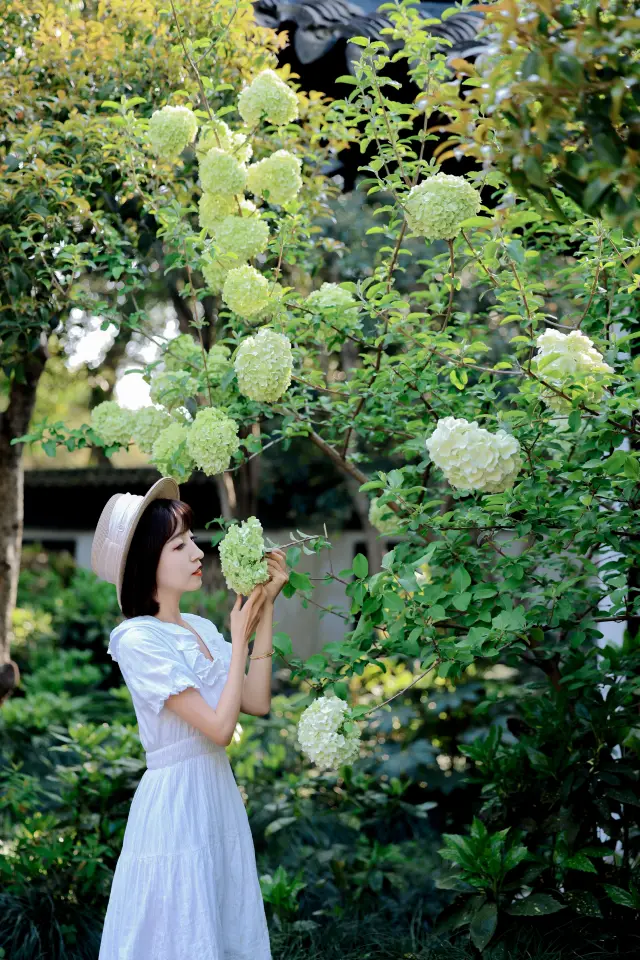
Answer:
[
  {"left": 296, "top": 695, "right": 361, "bottom": 770},
  {"left": 131, "top": 406, "right": 171, "bottom": 455},
  {"left": 185, "top": 406, "right": 239, "bottom": 476},
  {"left": 234, "top": 327, "right": 293, "bottom": 402},
  {"left": 368, "top": 496, "right": 401, "bottom": 535},
  {"left": 237, "top": 68, "right": 299, "bottom": 127},
  {"left": 532, "top": 329, "right": 615, "bottom": 414},
  {"left": 90, "top": 402, "right": 133, "bottom": 447},
  {"left": 425, "top": 418, "right": 522, "bottom": 494},
  {"left": 218, "top": 516, "right": 269, "bottom": 595},
  {"left": 246, "top": 149, "right": 303, "bottom": 206},
  {"left": 221, "top": 264, "right": 270, "bottom": 317},
  {"left": 210, "top": 213, "right": 270, "bottom": 262},
  {"left": 404, "top": 173, "right": 481, "bottom": 240},
  {"left": 199, "top": 148, "right": 247, "bottom": 196},
  {"left": 147, "top": 104, "right": 198, "bottom": 160},
  {"left": 149, "top": 370, "right": 199, "bottom": 410},
  {"left": 150, "top": 422, "right": 195, "bottom": 483}
]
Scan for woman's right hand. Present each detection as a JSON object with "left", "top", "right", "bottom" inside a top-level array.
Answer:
[{"left": 230, "top": 585, "right": 266, "bottom": 652}]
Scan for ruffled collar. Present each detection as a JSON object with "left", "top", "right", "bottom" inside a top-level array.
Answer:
[{"left": 113, "top": 613, "right": 229, "bottom": 686}]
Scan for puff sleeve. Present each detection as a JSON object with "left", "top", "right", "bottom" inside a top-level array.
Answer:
[{"left": 114, "top": 628, "right": 201, "bottom": 715}]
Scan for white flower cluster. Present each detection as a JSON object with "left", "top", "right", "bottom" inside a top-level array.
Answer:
[
  {"left": 237, "top": 69, "right": 299, "bottom": 127},
  {"left": 368, "top": 496, "right": 401, "bottom": 536},
  {"left": 405, "top": 173, "right": 481, "bottom": 240},
  {"left": 533, "top": 329, "right": 614, "bottom": 414},
  {"left": 201, "top": 254, "right": 240, "bottom": 295},
  {"left": 200, "top": 148, "right": 247, "bottom": 197},
  {"left": 425, "top": 417, "right": 522, "bottom": 493},
  {"left": 305, "top": 282, "right": 358, "bottom": 317},
  {"left": 149, "top": 370, "right": 199, "bottom": 411},
  {"left": 218, "top": 516, "right": 270, "bottom": 595},
  {"left": 185, "top": 407, "right": 239, "bottom": 476},
  {"left": 246, "top": 149, "right": 302, "bottom": 206},
  {"left": 196, "top": 117, "right": 252, "bottom": 164},
  {"left": 150, "top": 422, "right": 195, "bottom": 483},
  {"left": 90, "top": 401, "right": 133, "bottom": 446},
  {"left": 222, "top": 264, "right": 270, "bottom": 318},
  {"left": 210, "top": 213, "right": 270, "bottom": 262},
  {"left": 206, "top": 344, "right": 232, "bottom": 382},
  {"left": 234, "top": 327, "right": 293, "bottom": 402},
  {"left": 199, "top": 195, "right": 258, "bottom": 236},
  {"left": 147, "top": 104, "right": 198, "bottom": 160},
  {"left": 131, "top": 406, "right": 171, "bottom": 455},
  {"left": 297, "top": 696, "right": 361, "bottom": 770}
]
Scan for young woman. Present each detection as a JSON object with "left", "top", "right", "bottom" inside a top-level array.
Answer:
[{"left": 91, "top": 476, "right": 288, "bottom": 959}]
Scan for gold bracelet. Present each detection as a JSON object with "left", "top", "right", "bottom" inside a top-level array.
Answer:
[{"left": 249, "top": 649, "right": 274, "bottom": 660}]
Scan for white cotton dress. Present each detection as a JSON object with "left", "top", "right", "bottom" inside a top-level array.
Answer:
[{"left": 99, "top": 612, "right": 272, "bottom": 960}]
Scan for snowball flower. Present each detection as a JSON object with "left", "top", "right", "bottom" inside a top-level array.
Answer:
[
  {"left": 297, "top": 696, "right": 361, "bottom": 770},
  {"left": 234, "top": 327, "right": 293, "bottom": 402},
  {"left": 163, "top": 334, "right": 202, "bottom": 374},
  {"left": 246, "top": 150, "right": 302, "bottom": 206},
  {"left": 222, "top": 264, "right": 270, "bottom": 317},
  {"left": 533, "top": 329, "right": 614, "bottom": 413},
  {"left": 210, "top": 213, "right": 270, "bottom": 262},
  {"left": 425, "top": 417, "right": 522, "bottom": 493},
  {"left": 253, "top": 281, "right": 287, "bottom": 322},
  {"left": 196, "top": 118, "right": 252, "bottom": 164},
  {"left": 185, "top": 406, "right": 239, "bottom": 476},
  {"left": 131, "top": 406, "right": 171, "bottom": 455},
  {"left": 237, "top": 69, "right": 299, "bottom": 127},
  {"left": 404, "top": 173, "right": 481, "bottom": 240},
  {"left": 205, "top": 344, "right": 232, "bottom": 382},
  {"left": 201, "top": 254, "right": 239, "bottom": 295},
  {"left": 90, "top": 401, "right": 134, "bottom": 446},
  {"left": 149, "top": 370, "right": 199, "bottom": 410},
  {"left": 218, "top": 516, "right": 270, "bottom": 595},
  {"left": 198, "top": 192, "right": 238, "bottom": 233},
  {"left": 306, "top": 282, "right": 359, "bottom": 317},
  {"left": 150, "top": 422, "right": 195, "bottom": 483},
  {"left": 199, "top": 148, "right": 247, "bottom": 197},
  {"left": 369, "top": 496, "right": 401, "bottom": 535},
  {"left": 147, "top": 105, "right": 198, "bottom": 160}
]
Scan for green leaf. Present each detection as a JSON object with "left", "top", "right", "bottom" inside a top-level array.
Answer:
[
  {"left": 507, "top": 894, "right": 565, "bottom": 916},
  {"left": 603, "top": 885, "right": 639, "bottom": 909},
  {"left": 564, "top": 853, "right": 597, "bottom": 873},
  {"left": 272, "top": 632, "right": 292, "bottom": 658},
  {"left": 469, "top": 902, "right": 497, "bottom": 951},
  {"left": 288, "top": 570, "right": 312, "bottom": 592},
  {"left": 353, "top": 553, "right": 369, "bottom": 580}
]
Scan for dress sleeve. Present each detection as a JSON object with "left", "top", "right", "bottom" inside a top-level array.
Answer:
[{"left": 115, "top": 628, "right": 200, "bottom": 715}]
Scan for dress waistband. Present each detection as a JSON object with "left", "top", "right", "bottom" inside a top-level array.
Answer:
[{"left": 145, "top": 734, "right": 226, "bottom": 770}]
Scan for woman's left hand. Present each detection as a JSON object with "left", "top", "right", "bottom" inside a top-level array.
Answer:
[{"left": 262, "top": 549, "right": 289, "bottom": 604}]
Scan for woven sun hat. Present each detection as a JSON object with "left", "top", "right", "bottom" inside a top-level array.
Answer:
[{"left": 91, "top": 476, "right": 180, "bottom": 612}]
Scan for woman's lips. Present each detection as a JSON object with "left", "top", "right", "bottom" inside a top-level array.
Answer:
[{"left": 192, "top": 570, "right": 202, "bottom": 576}]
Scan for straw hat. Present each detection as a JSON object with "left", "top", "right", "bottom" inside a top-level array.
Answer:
[{"left": 91, "top": 476, "right": 180, "bottom": 611}]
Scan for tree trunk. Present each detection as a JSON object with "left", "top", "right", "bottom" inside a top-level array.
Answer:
[{"left": 0, "top": 335, "right": 49, "bottom": 703}]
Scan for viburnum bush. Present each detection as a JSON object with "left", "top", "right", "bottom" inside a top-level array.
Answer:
[{"left": 14, "top": 0, "right": 640, "bottom": 936}]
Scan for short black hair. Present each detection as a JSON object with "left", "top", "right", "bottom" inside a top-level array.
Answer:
[{"left": 120, "top": 498, "right": 194, "bottom": 619}]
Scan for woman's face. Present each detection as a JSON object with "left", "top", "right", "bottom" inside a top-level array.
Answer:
[{"left": 154, "top": 525, "right": 205, "bottom": 598}]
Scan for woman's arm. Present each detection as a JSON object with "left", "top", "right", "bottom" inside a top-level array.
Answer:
[{"left": 240, "top": 599, "right": 274, "bottom": 716}]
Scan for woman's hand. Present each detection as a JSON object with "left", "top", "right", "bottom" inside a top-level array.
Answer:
[
  {"left": 230, "top": 585, "right": 267, "bottom": 652},
  {"left": 263, "top": 549, "right": 289, "bottom": 604}
]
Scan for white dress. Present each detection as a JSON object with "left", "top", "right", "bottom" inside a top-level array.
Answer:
[{"left": 99, "top": 612, "right": 272, "bottom": 960}]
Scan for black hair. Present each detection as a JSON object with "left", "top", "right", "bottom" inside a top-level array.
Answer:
[{"left": 120, "top": 498, "right": 194, "bottom": 619}]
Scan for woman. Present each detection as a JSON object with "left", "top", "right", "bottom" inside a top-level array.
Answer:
[{"left": 91, "top": 476, "right": 288, "bottom": 959}]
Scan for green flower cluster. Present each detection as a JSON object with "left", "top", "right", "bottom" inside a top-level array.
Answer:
[
  {"left": 246, "top": 150, "right": 302, "bottom": 206},
  {"left": 206, "top": 344, "right": 232, "bottom": 382},
  {"left": 222, "top": 264, "right": 270, "bottom": 318},
  {"left": 210, "top": 213, "right": 270, "bottom": 262},
  {"left": 404, "top": 173, "right": 481, "bottom": 240},
  {"left": 91, "top": 401, "right": 134, "bottom": 446},
  {"left": 368, "top": 496, "right": 401, "bottom": 536},
  {"left": 150, "top": 422, "right": 195, "bottom": 483},
  {"left": 149, "top": 370, "right": 199, "bottom": 411},
  {"left": 234, "top": 327, "right": 293, "bottom": 402},
  {"left": 533, "top": 329, "right": 614, "bottom": 414},
  {"left": 163, "top": 334, "right": 202, "bottom": 374},
  {"left": 196, "top": 117, "right": 252, "bottom": 164},
  {"left": 147, "top": 105, "right": 198, "bottom": 161},
  {"left": 185, "top": 406, "right": 239, "bottom": 476},
  {"left": 200, "top": 148, "right": 247, "bottom": 197},
  {"left": 201, "top": 253, "right": 240, "bottom": 295},
  {"left": 131, "top": 406, "right": 171, "bottom": 455},
  {"left": 218, "top": 516, "right": 270, "bottom": 595},
  {"left": 198, "top": 192, "right": 238, "bottom": 234},
  {"left": 237, "top": 69, "right": 299, "bottom": 127}
]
